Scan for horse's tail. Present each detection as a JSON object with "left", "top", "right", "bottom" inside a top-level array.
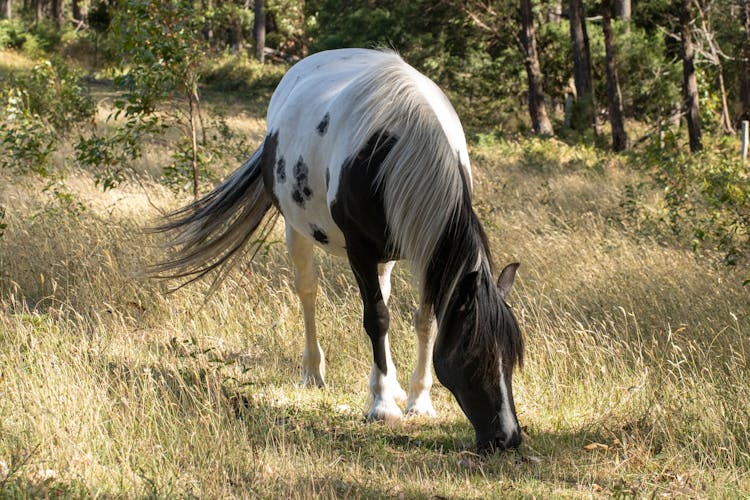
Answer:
[{"left": 147, "top": 141, "right": 277, "bottom": 291}]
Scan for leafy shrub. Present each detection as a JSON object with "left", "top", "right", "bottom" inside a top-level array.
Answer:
[
  {"left": 74, "top": 114, "right": 163, "bottom": 190},
  {"left": 3, "top": 59, "right": 95, "bottom": 135},
  {"left": 625, "top": 135, "right": 750, "bottom": 281},
  {"left": 27, "top": 20, "right": 63, "bottom": 52},
  {"left": 0, "top": 87, "right": 56, "bottom": 175},
  {"left": 0, "top": 19, "right": 27, "bottom": 50},
  {"left": 0, "top": 58, "right": 95, "bottom": 175}
]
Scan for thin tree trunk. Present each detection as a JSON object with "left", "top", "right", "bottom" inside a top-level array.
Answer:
[
  {"left": 547, "top": 0, "right": 562, "bottom": 23},
  {"left": 615, "top": 0, "right": 630, "bottom": 20},
  {"left": 739, "top": 1, "right": 750, "bottom": 122},
  {"left": 34, "top": 0, "right": 43, "bottom": 23},
  {"left": 679, "top": 0, "right": 703, "bottom": 152},
  {"left": 602, "top": 0, "right": 628, "bottom": 151},
  {"left": 71, "top": 0, "right": 81, "bottom": 22},
  {"left": 253, "top": 0, "right": 266, "bottom": 63},
  {"left": 717, "top": 66, "right": 734, "bottom": 134},
  {"left": 568, "top": 0, "right": 598, "bottom": 133},
  {"left": 520, "top": 0, "right": 553, "bottom": 135},
  {"left": 188, "top": 93, "right": 200, "bottom": 200},
  {"left": 51, "top": 0, "right": 61, "bottom": 27},
  {"left": 0, "top": 0, "right": 11, "bottom": 19}
]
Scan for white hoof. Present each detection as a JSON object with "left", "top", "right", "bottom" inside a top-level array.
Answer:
[
  {"left": 405, "top": 395, "right": 436, "bottom": 417},
  {"left": 367, "top": 397, "right": 403, "bottom": 423},
  {"left": 302, "top": 370, "right": 326, "bottom": 388}
]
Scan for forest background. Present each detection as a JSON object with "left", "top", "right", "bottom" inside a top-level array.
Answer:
[{"left": 0, "top": 0, "right": 749, "bottom": 497}]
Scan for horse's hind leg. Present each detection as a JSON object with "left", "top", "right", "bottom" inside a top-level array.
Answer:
[
  {"left": 286, "top": 224, "right": 325, "bottom": 387},
  {"left": 406, "top": 300, "right": 437, "bottom": 417},
  {"left": 377, "top": 261, "right": 407, "bottom": 404}
]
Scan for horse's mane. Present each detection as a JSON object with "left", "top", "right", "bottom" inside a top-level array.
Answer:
[
  {"left": 345, "top": 50, "right": 523, "bottom": 377},
  {"left": 427, "top": 174, "right": 524, "bottom": 378}
]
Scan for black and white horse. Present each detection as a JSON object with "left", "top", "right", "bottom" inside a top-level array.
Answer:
[{"left": 153, "top": 48, "right": 524, "bottom": 452}]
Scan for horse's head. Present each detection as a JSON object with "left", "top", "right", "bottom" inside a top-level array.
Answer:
[{"left": 433, "top": 263, "right": 523, "bottom": 453}]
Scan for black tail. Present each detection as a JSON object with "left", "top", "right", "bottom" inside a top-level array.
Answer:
[{"left": 148, "top": 142, "right": 277, "bottom": 291}]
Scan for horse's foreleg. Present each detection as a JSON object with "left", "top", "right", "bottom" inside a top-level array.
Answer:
[
  {"left": 349, "top": 252, "right": 403, "bottom": 422},
  {"left": 406, "top": 301, "right": 437, "bottom": 417},
  {"left": 377, "top": 260, "right": 407, "bottom": 404},
  {"left": 286, "top": 225, "right": 325, "bottom": 388}
]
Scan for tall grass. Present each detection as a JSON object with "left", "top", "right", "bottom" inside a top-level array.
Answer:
[{"left": 1, "top": 117, "right": 749, "bottom": 496}]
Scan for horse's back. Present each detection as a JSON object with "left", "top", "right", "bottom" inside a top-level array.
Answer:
[
  {"left": 263, "top": 48, "right": 470, "bottom": 258},
  {"left": 263, "top": 50, "right": 399, "bottom": 254}
]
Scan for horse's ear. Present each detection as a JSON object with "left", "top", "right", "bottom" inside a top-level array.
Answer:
[{"left": 496, "top": 262, "right": 520, "bottom": 299}]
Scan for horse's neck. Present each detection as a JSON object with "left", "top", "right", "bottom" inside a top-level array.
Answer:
[{"left": 425, "top": 204, "right": 491, "bottom": 323}]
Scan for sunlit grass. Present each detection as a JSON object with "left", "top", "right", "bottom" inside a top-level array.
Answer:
[
  {"left": 0, "top": 49, "right": 35, "bottom": 78},
  {"left": 1, "top": 100, "right": 749, "bottom": 497}
]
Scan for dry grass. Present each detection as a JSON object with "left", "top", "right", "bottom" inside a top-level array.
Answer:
[
  {"left": 0, "top": 49, "right": 35, "bottom": 77},
  {"left": 1, "top": 93, "right": 749, "bottom": 498}
]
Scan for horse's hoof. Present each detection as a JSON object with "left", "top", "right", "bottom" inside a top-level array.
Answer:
[
  {"left": 367, "top": 398, "right": 403, "bottom": 423},
  {"left": 302, "top": 371, "right": 326, "bottom": 388},
  {"left": 405, "top": 396, "right": 437, "bottom": 417}
]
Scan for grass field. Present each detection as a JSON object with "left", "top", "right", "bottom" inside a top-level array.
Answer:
[{"left": 2, "top": 69, "right": 750, "bottom": 497}]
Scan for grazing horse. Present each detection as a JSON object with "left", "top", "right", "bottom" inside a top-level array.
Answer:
[{"left": 152, "top": 48, "right": 524, "bottom": 452}]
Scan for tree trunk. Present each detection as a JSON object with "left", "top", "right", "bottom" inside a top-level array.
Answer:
[
  {"left": 568, "top": 0, "right": 598, "bottom": 132},
  {"left": 253, "top": 0, "right": 266, "bottom": 63},
  {"left": 615, "top": 0, "right": 630, "bottom": 20},
  {"left": 34, "top": 0, "right": 43, "bottom": 23},
  {"left": 520, "top": 0, "right": 553, "bottom": 135},
  {"left": 679, "top": 0, "right": 702, "bottom": 152},
  {"left": 71, "top": 0, "right": 81, "bottom": 22},
  {"left": 547, "top": 0, "right": 562, "bottom": 23},
  {"left": 51, "top": 0, "right": 61, "bottom": 27},
  {"left": 602, "top": 0, "right": 628, "bottom": 151},
  {"left": 188, "top": 93, "right": 200, "bottom": 200},
  {"left": 740, "top": 1, "right": 750, "bottom": 122},
  {"left": 0, "top": 0, "right": 11, "bottom": 19}
]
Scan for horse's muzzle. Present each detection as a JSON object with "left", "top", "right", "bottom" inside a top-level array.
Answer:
[{"left": 477, "top": 429, "right": 522, "bottom": 454}]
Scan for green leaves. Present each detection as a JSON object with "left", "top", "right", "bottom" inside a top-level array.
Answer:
[
  {"left": 631, "top": 137, "right": 750, "bottom": 273},
  {"left": 0, "top": 58, "right": 94, "bottom": 176}
]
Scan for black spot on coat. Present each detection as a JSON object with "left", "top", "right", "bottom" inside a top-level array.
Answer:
[
  {"left": 292, "top": 156, "right": 313, "bottom": 207},
  {"left": 276, "top": 157, "right": 286, "bottom": 183},
  {"left": 316, "top": 112, "right": 330, "bottom": 136},
  {"left": 310, "top": 225, "right": 329, "bottom": 244}
]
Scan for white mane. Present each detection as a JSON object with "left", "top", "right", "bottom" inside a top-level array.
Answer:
[{"left": 343, "top": 51, "right": 473, "bottom": 287}]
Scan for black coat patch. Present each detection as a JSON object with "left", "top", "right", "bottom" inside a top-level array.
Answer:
[
  {"left": 292, "top": 156, "right": 313, "bottom": 207},
  {"left": 316, "top": 112, "right": 330, "bottom": 136},
  {"left": 330, "top": 130, "right": 399, "bottom": 263},
  {"left": 325, "top": 167, "right": 330, "bottom": 189},
  {"left": 310, "top": 225, "right": 329, "bottom": 244},
  {"left": 276, "top": 157, "right": 286, "bottom": 183}
]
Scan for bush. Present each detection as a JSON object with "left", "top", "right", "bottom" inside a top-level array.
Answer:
[
  {"left": 6, "top": 58, "right": 95, "bottom": 135},
  {"left": 0, "top": 58, "right": 95, "bottom": 175},
  {"left": 0, "top": 87, "right": 56, "bottom": 175},
  {"left": 0, "top": 19, "right": 43, "bottom": 54},
  {"left": 0, "top": 19, "right": 26, "bottom": 50},
  {"left": 625, "top": 135, "right": 750, "bottom": 279}
]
